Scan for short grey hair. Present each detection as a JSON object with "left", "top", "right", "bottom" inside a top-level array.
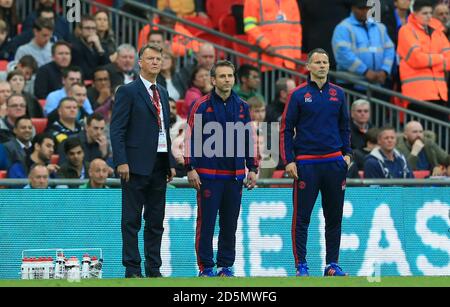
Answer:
[
  {"left": 117, "top": 44, "right": 136, "bottom": 55},
  {"left": 351, "top": 99, "right": 370, "bottom": 111}
]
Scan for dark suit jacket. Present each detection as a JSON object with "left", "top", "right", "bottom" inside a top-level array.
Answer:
[
  {"left": 34, "top": 61, "right": 64, "bottom": 99},
  {"left": 110, "top": 78, "right": 175, "bottom": 176},
  {"left": 3, "top": 138, "right": 28, "bottom": 173},
  {"left": 104, "top": 63, "right": 138, "bottom": 89},
  {"left": 70, "top": 37, "right": 110, "bottom": 80}
]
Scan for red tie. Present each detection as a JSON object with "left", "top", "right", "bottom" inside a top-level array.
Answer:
[{"left": 150, "top": 84, "right": 161, "bottom": 129}]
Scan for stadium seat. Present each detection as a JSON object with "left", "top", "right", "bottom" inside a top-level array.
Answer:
[
  {"left": 272, "top": 170, "right": 285, "bottom": 178},
  {"left": 91, "top": 0, "right": 114, "bottom": 14},
  {"left": 31, "top": 118, "right": 48, "bottom": 134},
  {"left": 183, "top": 16, "right": 214, "bottom": 36},
  {"left": 0, "top": 170, "right": 6, "bottom": 178},
  {"left": 17, "top": 23, "right": 22, "bottom": 34},
  {"left": 176, "top": 99, "right": 187, "bottom": 119},
  {"left": 38, "top": 99, "right": 46, "bottom": 109},
  {"left": 413, "top": 170, "right": 430, "bottom": 179},
  {"left": 206, "top": 0, "right": 244, "bottom": 28},
  {"left": 50, "top": 155, "right": 59, "bottom": 165},
  {"left": 84, "top": 80, "right": 93, "bottom": 86},
  {"left": 0, "top": 60, "right": 8, "bottom": 71}
]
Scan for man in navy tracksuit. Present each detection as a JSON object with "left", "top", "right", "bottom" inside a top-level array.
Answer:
[
  {"left": 280, "top": 48, "right": 352, "bottom": 277},
  {"left": 185, "top": 60, "right": 258, "bottom": 277}
]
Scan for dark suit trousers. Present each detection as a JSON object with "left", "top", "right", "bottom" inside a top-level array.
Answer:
[{"left": 121, "top": 153, "right": 168, "bottom": 277}]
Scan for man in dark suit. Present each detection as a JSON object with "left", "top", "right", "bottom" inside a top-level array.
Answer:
[{"left": 110, "top": 43, "right": 176, "bottom": 278}]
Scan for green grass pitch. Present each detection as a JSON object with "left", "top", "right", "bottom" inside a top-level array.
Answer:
[{"left": 0, "top": 276, "right": 449, "bottom": 287}]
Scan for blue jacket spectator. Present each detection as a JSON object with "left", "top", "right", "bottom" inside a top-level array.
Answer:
[
  {"left": 0, "top": 143, "right": 10, "bottom": 170},
  {"left": 332, "top": 6, "right": 395, "bottom": 91}
]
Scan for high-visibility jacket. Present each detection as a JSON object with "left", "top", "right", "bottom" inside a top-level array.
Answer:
[
  {"left": 243, "top": 0, "right": 302, "bottom": 70},
  {"left": 157, "top": 0, "right": 196, "bottom": 17},
  {"left": 137, "top": 21, "right": 200, "bottom": 57},
  {"left": 397, "top": 14, "right": 450, "bottom": 101}
]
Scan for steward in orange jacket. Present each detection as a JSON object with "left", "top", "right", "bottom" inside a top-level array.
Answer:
[
  {"left": 397, "top": 13, "right": 450, "bottom": 102},
  {"left": 243, "top": 0, "right": 302, "bottom": 71}
]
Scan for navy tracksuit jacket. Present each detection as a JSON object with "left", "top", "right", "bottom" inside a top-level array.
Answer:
[
  {"left": 280, "top": 78, "right": 352, "bottom": 266},
  {"left": 185, "top": 90, "right": 259, "bottom": 271}
]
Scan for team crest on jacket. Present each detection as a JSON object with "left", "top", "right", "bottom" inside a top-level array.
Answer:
[
  {"left": 329, "top": 88, "right": 337, "bottom": 97},
  {"left": 203, "top": 189, "right": 212, "bottom": 198},
  {"left": 304, "top": 92, "right": 312, "bottom": 103},
  {"left": 341, "top": 180, "right": 346, "bottom": 190}
]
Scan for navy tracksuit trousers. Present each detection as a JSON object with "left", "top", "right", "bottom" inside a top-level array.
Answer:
[
  {"left": 195, "top": 179, "right": 243, "bottom": 271},
  {"left": 292, "top": 160, "right": 347, "bottom": 266}
]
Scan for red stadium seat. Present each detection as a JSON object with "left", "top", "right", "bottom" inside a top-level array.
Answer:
[
  {"left": 0, "top": 60, "right": 8, "bottom": 71},
  {"left": 90, "top": 0, "right": 114, "bottom": 14},
  {"left": 218, "top": 14, "right": 237, "bottom": 36},
  {"left": 17, "top": 23, "right": 22, "bottom": 34},
  {"left": 0, "top": 170, "right": 6, "bottom": 178},
  {"left": 38, "top": 99, "right": 46, "bottom": 109},
  {"left": 31, "top": 118, "right": 48, "bottom": 134},
  {"left": 84, "top": 80, "right": 93, "bottom": 86},
  {"left": 271, "top": 170, "right": 285, "bottom": 178},
  {"left": 50, "top": 155, "right": 59, "bottom": 165},
  {"left": 413, "top": 170, "right": 430, "bottom": 179}
]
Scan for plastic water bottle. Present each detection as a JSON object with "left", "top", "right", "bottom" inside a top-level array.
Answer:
[
  {"left": 21, "top": 258, "right": 30, "bottom": 279},
  {"left": 28, "top": 258, "right": 36, "bottom": 279},
  {"left": 42, "top": 257, "right": 53, "bottom": 279},
  {"left": 96, "top": 258, "right": 103, "bottom": 279},
  {"left": 90, "top": 256, "right": 99, "bottom": 278},
  {"left": 66, "top": 256, "right": 80, "bottom": 282},
  {"left": 81, "top": 254, "right": 91, "bottom": 279},
  {"left": 54, "top": 253, "right": 66, "bottom": 279}
]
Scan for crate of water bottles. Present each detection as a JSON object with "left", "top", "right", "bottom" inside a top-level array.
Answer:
[{"left": 20, "top": 248, "right": 103, "bottom": 280}]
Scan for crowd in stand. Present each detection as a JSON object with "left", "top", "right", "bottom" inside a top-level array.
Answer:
[{"left": 0, "top": 0, "right": 449, "bottom": 189}]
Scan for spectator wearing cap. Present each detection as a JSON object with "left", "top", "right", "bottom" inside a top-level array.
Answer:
[{"left": 79, "top": 158, "right": 110, "bottom": 188}]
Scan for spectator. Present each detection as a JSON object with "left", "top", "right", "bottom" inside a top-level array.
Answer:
[
  {"left": 332, "top": 0, "right": 395, "bottom": 93},
  {"left": 7, "top": 70, "right": 43, "bottom": 118},
  {"left": 348, "top": 127, "right": 379, "bottom": 178},
  {"left": 170, "top": 123, "right": 187, "bottom": 178},
  {"left": 27, "top": 133, "right": 58, "bottom": 175},
  {"left": 168, "top": 97, "right": 186, "bottom": 141},
  {"left": 396, "top": 121, "right": 450, "bottom": 176},
  {"left": 265, "top": 78, "right": 296, "bottom": 123},
  {"left": 70, "top": 15, "right": 110, "bottom": 80},
  {"left": 14, "top": 17, "right": 54, "bottom": 67},
  {"left": 94, "top": 10, "right": 116, "bottom": 57},
  {"left": 24, "top": 163, "right": 50, "bottom": 189},
  {"left": 147, "top": 29, "right": 165, "bottom": 47},
  {"left": 78, "top": 112, "right": 110, "bottom": 162},
  {"left": 15, "top": 55, "right": 38, "bottom": 96},
  {"left": 0, "top": 142, "right": 9, "bottom": 169},
  {"left": 8, "top": 132, "right": 58, "bottom": 178},
  {"left": 156, "top": 47, "right": 186, "bottom": 101},
  {"left": 178, "top": 43, "right": 215, "bottom": 89},
  {"left": 47, "top": 82, "right": 91, "bottom": 125},
  {"left": 183, "top": 66, "right": 213, "bottom": 116},
  {"left": 244, "top": 0, "right": 302, "bottom": 70},
  {"left": 297, "top": 0, "right": 351, "bottom": 69},
  {"left": 34, "top": 41, "right": 72, "bottom": 99},
  {"left": 364, "top": 126, "right": 414, "bottom": 178},
  {"left": 434, "top": 3, "right": 450, "bottom": 39},
  {"left": 234, "top": 64, "right": 265, "bottom": 102},
  {"left": 22, "top": 0, "right": 70, "bottom": 42},
  {"left": 104, "top": 44, "right": 137, "bottom": 89},
  {"left": 95, "top": 84, "right": 119, "bottom": 125},
  {"left": 0, "top": 80, "right": 11, "bottom": 119},
  {"left": 350, "top": 99, "right": 373, "bottom": 150},
  {"left": 87, "top": 67, "right": 112, "bottom": 110},
  {"left": 3, "top": 116, "right": 33, "bottom": 179},
  {"left": 57, "top": 137, "right": 89, "bottom": 182},
  {"left": 397, "top": 0, "right": 450, "bottom": 122},
  {"left": 137, "top": 8, "right": 200, "bottom": 57},
  {"left": 0, "top": 94, "right": 29, "bottom": 142},
  {"left": 44, "top": 66, "right": 93, "bottom": 116},
  {"left": 0, "top": 0, "right": 17, "bottom": 38},
  {"left": 46, "top": 97, "right": 83, "bottom": 146},
  {"left": 79, "top": 158, "right": 110, "bottom": 188}
]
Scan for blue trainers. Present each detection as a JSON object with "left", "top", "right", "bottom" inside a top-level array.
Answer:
[
  {"left": 217, "top": 267, "right": 234, "bottom": 277},
  {"left": 296, "top": 262, "right": 309, "bottom": 276},
  {"left": 324, "top": 263, "right": 348, "bottom": 276},
  {"left": 198, "top": 267, "right": 216, "bottom": 277}
]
